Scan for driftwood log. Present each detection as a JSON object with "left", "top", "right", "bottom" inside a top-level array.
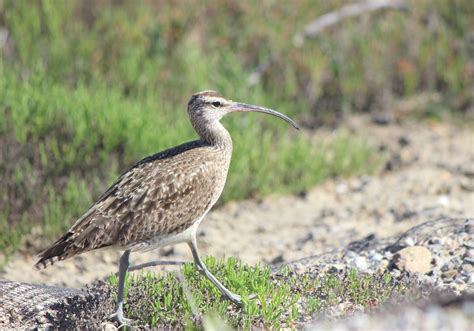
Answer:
[{"left": 0, "top": 281, "right": 101, "bottom": 329}]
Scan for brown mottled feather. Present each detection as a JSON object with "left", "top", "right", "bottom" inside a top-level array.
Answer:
[{"left": 35, "top": 140, "right": 230, "bottom": 269}]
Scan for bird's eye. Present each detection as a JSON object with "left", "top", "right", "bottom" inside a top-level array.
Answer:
[{"left": 212, "top": 101, "right": 222, "bottom": 107}]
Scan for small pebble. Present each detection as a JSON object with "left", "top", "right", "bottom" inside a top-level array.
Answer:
[
  {"left": 372, "top": 111, "right": 393, "bottom": 125},
  {"left": 454, "top": 277, "right": 465, "bottom": 285},
  {"left": 464, "top": 257, "right": 474, "bottom": 265},
  {"left": 346, "top": 251, "right": 357, "bottom": 258},
  {"left": 441, "top": 263, "right": 451, "bottom": 272},
  {"left": 450, "top": 282, "right": 467, "bottom": 293},
  {"left": 465, "top": 221, "right": 474, "bottom": 234},
  {"left": 441, "top": 269, "right": 458, "bottom": 281},
  {"left": 462, "top": 263, "right": 473, "bottom": 273},
  {"left": 437, "top": 195, "right": 450, "bottom": 206},
  {"left": 103, "top": 322, "right": 118, "bottom": 331},
  {"left": 398, "top": 136, "right": 410, "bottom": 147},
  {"left": 354, "top": 256, "right": 368, "bottom": 271},
  {"left": 465, "top": 249, "right": 474, "bottom": 259},
  {"left": 349, "top": 178, "right": 366, "bottom": 192},
  {"left": 442, "top": 237, "right": 455, "bottom": 247},
  {"left": 428, "top": 237, "right": 441, "bottom": 245},
  {"left": 467, "top": 274, "right": 474, "bottom": 285},
  {"left": 336, "top": 183, "right": 348, "bottom": 194},
  {"left": 330, "top": 264, "right": 345, "bottom": 271},
  {"left": 291, "top": 263, "right": 306, "bottom": 276},
  {"left": 460, "top": 177, "right": 474, "bottom": 192},
  {"left": 371, "top": 253, "right": 384, "bottom": 262},
  {"left": 404, "top": 237, "right": 415, "bottom": 246},
  {"left": 459, "top": 232, "right": 469, "bottom": 240},
  {"left": 271, "top": 254, "right": 284, "bottom": 264},
  {"left": 464, "top": 240, "right": 474, "bottom": 249},
  {"left": 376, "top": 259, "right": 390, "bottom": 273}
]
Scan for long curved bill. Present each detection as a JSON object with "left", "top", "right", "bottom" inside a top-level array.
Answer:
[{"left": 231, "top": 102, "right": 300, "bottom": 130}]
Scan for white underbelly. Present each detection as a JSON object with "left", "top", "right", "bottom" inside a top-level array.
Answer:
[{"left": 127, "top": 213, "right": 206, "bottom": 252}]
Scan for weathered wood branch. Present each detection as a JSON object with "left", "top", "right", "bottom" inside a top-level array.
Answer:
[
  {"left": 248, "top": 0, "right": 408, "bottom": 86},
  {"left": 293, "top": 0, "right": 407, "bottom": 46}
]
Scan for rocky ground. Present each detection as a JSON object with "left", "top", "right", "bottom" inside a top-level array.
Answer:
[
  {"left": 1, "top": 218, "right": 472, "bottom": 329},
  {"left": 0, "top": 116, "right": 473, "bottom": 329}
]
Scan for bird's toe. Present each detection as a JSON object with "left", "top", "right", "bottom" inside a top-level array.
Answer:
[
  {"left": 248, "top": 293, "right": 257, "bottom": 300},
  {"left": 108, "top": 311, "right": 135, "bottom": 328}
]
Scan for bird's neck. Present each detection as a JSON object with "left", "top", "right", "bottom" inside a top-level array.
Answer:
[{"left": 195, "top": 120, "right": 233, "bottom": 151}]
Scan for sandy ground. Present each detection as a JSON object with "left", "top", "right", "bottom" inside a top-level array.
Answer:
[{"left": 1, "top": 116, "right": 473, "bottom": 287}]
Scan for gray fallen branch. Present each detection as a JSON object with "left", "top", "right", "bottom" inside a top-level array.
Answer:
[
  {"left": 247, "top": 0, "right": 408, "bottom": 86},
  {"left": 293, "top": 0, "right": 407, "bottom": 46}
]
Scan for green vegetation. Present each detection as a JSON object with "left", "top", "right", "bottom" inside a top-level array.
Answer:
[
  {"left": 0, "top": 0, "right": 470, "bottom": 261},
  {"left": 108, "top": 257, "right": 409, "bottom": 329}
]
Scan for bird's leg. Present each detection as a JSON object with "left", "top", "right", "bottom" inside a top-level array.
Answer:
[
  {"left": 126, "top": 260, "right": 185, "bottom": 273},
  {"left": 109, "top": 249, "right": 134, "bottom": 327},
  {"left": 188, "top": 239, "right": 243, "bottom": 306}
]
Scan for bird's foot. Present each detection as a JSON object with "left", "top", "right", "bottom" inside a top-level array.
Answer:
[
  {"left": 225, "top": 292, "right": 257, "bottom": 306},
  {"left": 108, "top": 310, "right": 135, "bottom": 329}
]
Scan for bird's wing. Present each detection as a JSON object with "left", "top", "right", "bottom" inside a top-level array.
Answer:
[{"left": 35, "top": 145, "right": 221, "bottom": 268}]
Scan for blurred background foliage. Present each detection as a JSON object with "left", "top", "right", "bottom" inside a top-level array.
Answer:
[{"left": 0, "top": 0, "right": 472, "bottom": 260}]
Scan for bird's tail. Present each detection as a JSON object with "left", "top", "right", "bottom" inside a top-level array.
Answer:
[{"left": 34, "top": 232, "right": 79, "bottom": 270}]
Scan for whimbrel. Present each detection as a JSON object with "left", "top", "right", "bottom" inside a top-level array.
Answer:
[{"left": 35, "top": 91, "right": 298, "bottom": 325}]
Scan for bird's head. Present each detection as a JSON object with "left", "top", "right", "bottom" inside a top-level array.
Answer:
[{"left": 187, "top": 90, "right": 299, "bottom": 130}]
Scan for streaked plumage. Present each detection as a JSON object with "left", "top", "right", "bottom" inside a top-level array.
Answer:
[
  {"left": 36, "top": 140, "right": 230, "bottom": 267},
  {"left": 35, "top": 90, "right": 298, "bottom": 326}
]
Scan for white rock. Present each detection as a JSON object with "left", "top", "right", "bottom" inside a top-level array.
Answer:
[
  {"left": 354, "top": 256, "right": 368, "bottom": 270},
  {"left": 371, "top": 253, "right": 384, "bottom": 262},
  {"left": 336, "top": 182, "right": 348, "bottom": 194},
  {"left": 404, "top": 237, "right": 415, "bottom": 246},
  {"left": 437, "top": 195, "right": 450, "bottom": 206}
]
